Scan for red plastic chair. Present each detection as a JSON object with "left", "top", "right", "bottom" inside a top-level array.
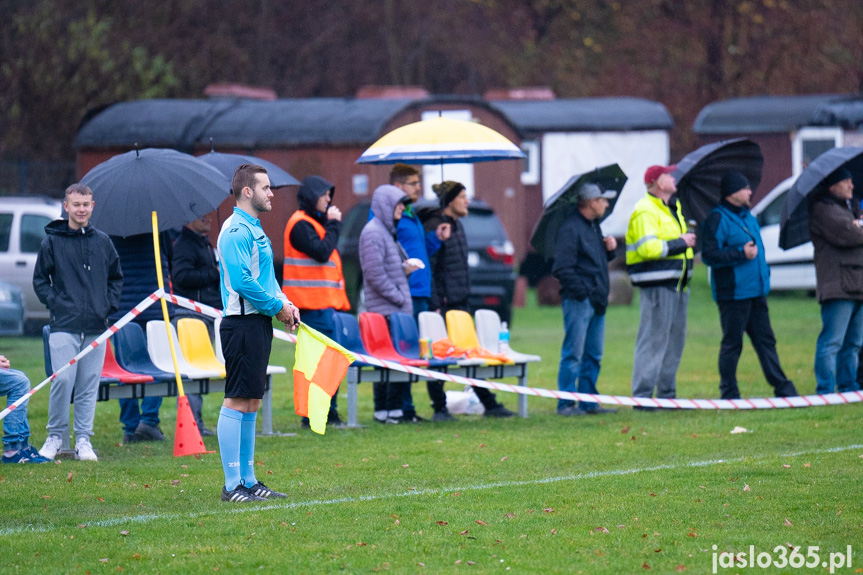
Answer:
[
  {"left": 358, "top": 312, "right": 430, "bottom": 367},
  {"left": 102, "top": 340, "right": 154, "bottom": 384}
]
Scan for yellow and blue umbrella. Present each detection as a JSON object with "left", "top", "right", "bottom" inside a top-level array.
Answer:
[{"left": 356, "top": 116, "right": 525, "bottom": 165}]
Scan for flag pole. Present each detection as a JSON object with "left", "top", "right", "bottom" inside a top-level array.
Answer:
[{"left": 152, "top": 211, "right": 186, "bottom": 398}]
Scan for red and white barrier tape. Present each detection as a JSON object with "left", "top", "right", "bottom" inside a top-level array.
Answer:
[
  {"left": 164, "top": 292, "right": 863, "bottom": 410},
  {"left": 0, "top": 292, "right": 162, "bottom": 422}
]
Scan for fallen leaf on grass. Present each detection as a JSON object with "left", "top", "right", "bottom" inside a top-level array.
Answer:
[
  {"left": 649, "top": 493, "right": 657, "bottom": 497},
  {"left": 687, "top": 532, "right": 697, "bottom": 537},
  {"left": 256, "top": 460, "right": 263, "bottom": 466},
  {"left": 402, "top": 464, "right": 409, "bottom": 468},
  {"left": 120, "top": 531, "right": 129, "bottom": 536},
  {"left": 550, "top": 528, "right": 557, "bottom": 534},
  {"left": 42, "top": 495, "right": 50, "bottom": 499},
  {"left": 476, "top": 520, "right": 488, "bottom": 526},
  {"left": 675, "top": 565, "right": 686, "bottom": 572},
  {"left": 500, "top": 456, "right": 508, "bottom": 461},
  {"left": 181, "top": 464, "right": 188, "bottom": 468},
  {"left": 478, "top": 444, "right": 486, "bottom": 448},
  {"left": 543, "top": 508, "right": 554, "bottom": 513},
  {"left": 77, "top": 524, "right": 87, "bottom": 528},
  {"left": 593, "top": 527, "right": 609, "bottom": 533},
  {"left": 782, "top": 464, "right": 790, "bottom": 469},
  {"left": 621, "top": 426, "right": 630, "bottom": 434},
  {"left": 436, "top": 521, "right": 448, "bottom": 526},
  {"left": 394, "top": 519, "right": 400, "bottom": 525},
  {"left": 617, "top": 525, "right": 625, "bottom": 528},
  {"left": 267, "top": 470, "right": 273, "bottom": 475},
  {"left": 785, "top": 518, "right": 793, "bottom": 526},
  {"left": 416, "top": 563, "right": 425, "bottom": 567},
  {"left": 743, "top": 484, "right": 751, "bottom": 492},
  {"left": 99, "top": 559, "right": 108, "bottom": 563},
  {"left": 459, "top": 530, "right": 469, "bottom": 535},
  {"left": 451, "top": 492, "right": 461, "bottom": 497},
  {"left": 729, "top": 426, "right": 748, "bottom": 434},
  {"left": 654, "top": 548, "right": 662, "bottom": 553},
  {"left": 131, "top": 554, "right": 141, "bottom": 559},
  {"left": 356, "top": 542, "right": 367, "bottom": 547},
  {"left": 171, "top": 480, "right": 180, "bottom": 486},
  {"left": 467, "top": 561, "right": 476, "bottom": 565},
  {"left": 803, "top": 463, "right": 811, "bottom": 468},
  {"left": 504, "top": 513, "right": 515, "bottom": 518},
  {"left": 642, "top": 562, "right": 651, "bottom": 569},
  {"left": 67, "top": 472, "right": 74, "bottom": 482}
]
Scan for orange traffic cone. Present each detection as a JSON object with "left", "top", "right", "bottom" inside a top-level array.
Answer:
[{"left": 174, "top": 395, "right": 214, "bottom": 457}]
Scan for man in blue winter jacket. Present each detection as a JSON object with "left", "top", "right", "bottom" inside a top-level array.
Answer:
[
  {"left": 390, "top": 164, "right": 450, "bottom": 422},
  {"left": 701, "top": 172, "right": 798, "bottom": 400}
]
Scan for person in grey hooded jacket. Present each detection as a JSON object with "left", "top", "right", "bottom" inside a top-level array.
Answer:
[{"left": 359, "top": 185, "right": 419, "bottom": 423}]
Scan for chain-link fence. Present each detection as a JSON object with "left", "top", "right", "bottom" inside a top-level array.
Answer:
[{"left": 0, "top": 160, "right": 77, "bottom": 198}]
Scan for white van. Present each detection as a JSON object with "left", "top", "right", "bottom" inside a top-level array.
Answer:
[
  {"left": 0, "top": 197, "right": 62, "bottom": 330},
  {"left": 750, "top": 177, "right": 817, "bottom": 291}
]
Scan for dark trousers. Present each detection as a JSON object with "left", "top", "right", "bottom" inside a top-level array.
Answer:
[
  {"left": 717, "top": 296, "right": 794, "bottom": 399},
  {"left": 427, "top": 302, "right": 501, "bottom": 412}
]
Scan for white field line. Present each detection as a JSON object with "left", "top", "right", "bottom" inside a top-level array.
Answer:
[{"left": 3, "top": 443, "right": 861, "bottom": 537}]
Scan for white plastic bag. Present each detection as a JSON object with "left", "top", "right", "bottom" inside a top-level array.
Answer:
[{"left": 446, "top": 386, "right": 485, "bottom": 415}]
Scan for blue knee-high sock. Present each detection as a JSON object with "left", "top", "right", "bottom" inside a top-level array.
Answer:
[
  {"left": 217, "top": 406, "right": 243, "bottom": 491},
  {"left": 240, "top": 411, "right": 258, "bottom": 488}
]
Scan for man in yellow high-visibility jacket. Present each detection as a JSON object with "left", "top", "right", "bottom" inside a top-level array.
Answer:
[{"left": 625, "top": 165, "right": 696, "bottom": 409}]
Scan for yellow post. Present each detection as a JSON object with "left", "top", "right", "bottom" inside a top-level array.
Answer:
[{"left": 152, "top": 211, "right": 186, "bottom": 397}]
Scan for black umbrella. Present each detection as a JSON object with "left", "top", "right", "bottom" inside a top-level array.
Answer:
[
  {"left": 198, "top": 151, "right": 300, "bottom": 188},
  {"left": 80, "top": 148, "right": 231, "bottom": 236},
  {"left": 672, "top": 138, "right": 763, "bottom": 224},
  {"left": 779, "top": 146, "right": 863, "bottom": 250},
  {"left": 529, "top": 164, "right": 627, "bottom": 259}
]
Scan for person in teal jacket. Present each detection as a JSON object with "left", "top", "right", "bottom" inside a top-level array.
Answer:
[{"left": 701, "top": 172, "right": 797, "bottom": 400}]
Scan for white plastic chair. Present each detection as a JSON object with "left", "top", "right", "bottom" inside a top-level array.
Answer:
[
  {"left": 417, "top": 311, "right": 485, "bottom": 366},
  {"left": 474, "top": 309, "right": 541, "bottom": 363},
  {"left": 213, "top": 316, "right": 287, "bottom": 375},
  {"left": 146, "top": 321, "right": 223, "bottom": 379}
]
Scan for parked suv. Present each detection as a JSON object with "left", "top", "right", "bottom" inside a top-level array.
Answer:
[
  {"left": 338, "top": 198, "right": 516, "bottom": 323},
  {"left": 0, "top": 196, "right": 62, "bottom": 332},
  {"left": 751, "top": 176, "right": 816, "bottom": 291}
]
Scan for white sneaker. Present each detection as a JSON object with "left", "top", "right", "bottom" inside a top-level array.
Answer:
[
  {"left": 74, "top": 437, "right": 98, "bottom": 461},
  {"left": 39, "top": 435, "right": 63, "bottom": 460}
]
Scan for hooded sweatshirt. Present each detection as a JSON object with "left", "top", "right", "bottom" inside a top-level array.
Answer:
[
  {"left": 359, "top": 185, "right": 412, "bottom": 316},
  {"left": 288, "top": 175, "right": 340, "bottom": 263},
  {"left": 33, "top": 219, "right": 123, "bottom": 334}
]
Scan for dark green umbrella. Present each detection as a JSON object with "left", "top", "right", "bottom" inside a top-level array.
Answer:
[{"left": 529, "top": 164, "right": 627, "bottom": 259}]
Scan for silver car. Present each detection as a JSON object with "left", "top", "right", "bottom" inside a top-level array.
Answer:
[
  {"left": 0, "top": 279, "right": 24, "bottom": 336},
  {"left": 0, "top": 196, "right": 62, "bottom": 331}
]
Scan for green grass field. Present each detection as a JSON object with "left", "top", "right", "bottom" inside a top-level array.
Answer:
[{"left": 2, "top": 268, "right": 862, "bottom": 574}]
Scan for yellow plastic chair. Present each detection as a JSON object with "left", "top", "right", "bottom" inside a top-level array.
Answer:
[
  {"left": 445, "top": 310, "right": 509, "bottom": 365},
  {"left": 177, "top": 318, "right": 227, "bottom": 378}
]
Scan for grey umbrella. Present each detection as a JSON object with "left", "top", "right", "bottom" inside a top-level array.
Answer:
[
  {"left": 779, "top": 146, "right": 863, "bottom": 250},
  {"left": 198, "top": 151, "right": 300, "bottom": 188},
  {"left": 672, "top": 138, "right": 763, "bottom": 224},
  {"left": 529, "top": 164, "right": 627, "bottom": 259},
  {"left": 80, "top": 148, "right": 231, "bottom": 236}
]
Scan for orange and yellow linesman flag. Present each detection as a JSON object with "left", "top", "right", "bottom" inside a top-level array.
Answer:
[{"left": 293, "top": 323, "right": 356, "bottom": 435}]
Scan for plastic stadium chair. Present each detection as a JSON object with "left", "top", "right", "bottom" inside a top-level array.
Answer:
[
  {"left": 42, "top": 325, "right": 119, "bottom": 383},
  {"left": 416, "top": 312, "right": 485, "bottom": 366},
  {"left": 445, "top": 310, "right": 508, "bottom": 365},
  {"left": 113, "top": 322, "right": 176, "bottom": 381},
  {"left": 358, "top": 312, "right": 429, "bottom": 367},
  {"left": 212, "top": 316, "right": 286, "bottom": 375},
  {"left": 388, "top": 312, "right": 457, "bottom": 368},
  {"left": 330, "top": 313, "right": 377, "bottom": 367},
  {"left": 146, "top": 321, "right": 222, "bottom": 379},
  {"left": 102, "top": 340, "right": 153, "bottom": 384},
  {"left": 474, "top": 309, "right": 541, "bottom": 363},
  {"left": 177, "top": 318, "right": 226, "bottom": 378}
]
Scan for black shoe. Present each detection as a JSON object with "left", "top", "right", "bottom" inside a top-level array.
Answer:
[
  {"left": 327, "top": 411, "right": 344, "bottom": 425},
  {"left": 484, "top": 405, "right": 515, "bottom": 418},
  {"left": 432, "top": 410, "right": 454, "bottom": 422},
  {"left": 221, "top": 485, "right": 267, "bottom": 502},
  {"left": 199, "top": 427, "right": 216, "bottom": 437},
  {"left": 557, "top": 405, "right": 587, "bottom": 417},
  {"left": 633, "top": 405, "right": 659, "bottom": 412},
  {"left": 400, "top": 413, "right": 425, "bottom": 423},
  {"left": 123, "top": 432, "right": 141, "bottom": 444},
  {"left": 774, "top": 382, "right": 799, "bottom": 398},
  {"left": 134, "top": 422, "right": 165, "bottom": 442},
  {"left": 300, "top": 418, "right": 311, "bottom": 429},
  {"left": 248, "top": 481, "right": 287, "bottom": 498},
  {"left": 584, "top": 407, "right": 618, "bottom": 415}
]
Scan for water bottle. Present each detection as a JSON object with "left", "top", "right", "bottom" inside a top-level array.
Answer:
[{"left": 498, "top": 321, "right": 510, "bottom": 352}]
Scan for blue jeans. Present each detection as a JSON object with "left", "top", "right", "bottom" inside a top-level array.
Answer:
[
  {"left": 557, "top": 298, "right": 605, "bottom": 412},
  {"left": 0, "top": 368, "right": 32, "bottom": 451},
  {"left": 119, "top": 397, "right": 163, "bottom": 433},
  {"left": 299, "top": 308, "right": 338, "bottom": 414},
  {"left": 815, "top": 299, "right": 863, "bottom": 394}
]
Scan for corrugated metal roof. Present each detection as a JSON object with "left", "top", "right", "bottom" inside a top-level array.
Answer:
[
  {"left": 75, "top": 96, "right": 675, "bottom": 150},
  {"left": 809, "top": 97, "right": 863, "bottom": 128},
  {"left": 75, "top": 98, "right": 414, "bottom": 149},
  {"left": 491, "top": 98, "right": 674, "bottom": 133},
  {"left": 692, "top": 94, "right": 847, "bottom": 134}
]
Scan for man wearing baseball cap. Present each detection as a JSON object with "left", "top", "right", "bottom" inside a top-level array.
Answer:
[
  {"left": 625, "top": 164, "right": 696, "bottom": 409},
  {"left": 553, "top": 183, "right": 619, "bottom": 416}
]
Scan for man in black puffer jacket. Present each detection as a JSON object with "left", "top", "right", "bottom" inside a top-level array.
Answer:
[{"left": 424, "top": 181, "right": 514, "bottom": 421}]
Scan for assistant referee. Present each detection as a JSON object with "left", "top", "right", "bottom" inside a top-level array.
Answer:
[{"left": 216, "top": 163, "right": 300, "bottom": 503}]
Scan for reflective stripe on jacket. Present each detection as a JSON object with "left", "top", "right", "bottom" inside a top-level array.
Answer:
[
  {"left": 625, "top": 193, "right": 694, "bottom": 289},
  {"left": 282, "top": 210, "right": 350, "bottom": 311}
]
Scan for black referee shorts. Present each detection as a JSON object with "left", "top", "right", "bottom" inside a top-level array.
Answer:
[{"left": 220, "top": 314, "right": 273, "bottom": 399}]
